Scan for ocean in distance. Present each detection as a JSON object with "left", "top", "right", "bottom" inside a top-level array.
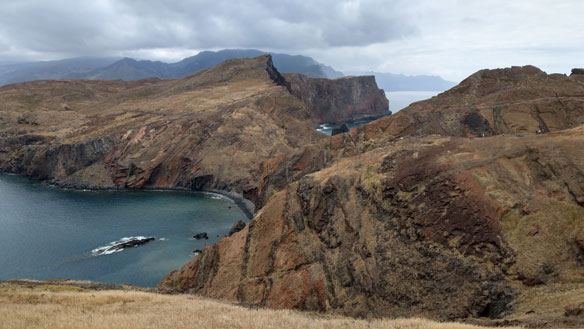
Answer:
[{"left": 0, "top": 173, "right": 248, "bottom": 287}]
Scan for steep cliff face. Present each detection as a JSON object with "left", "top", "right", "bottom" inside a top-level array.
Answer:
[
  {"left": 161, "top": 127, "right": 584, "bottom": 322},
  {"left": 160, "top": 65, "right": 584, "bottom": 327},
  {"left": 285, "top": 74, "right": 390, "bottom": 125},
  {"left": 0, "top": 55, "right": 323, "bottom": 210},
  {"left": 356, "top": 65, "right": 584, "bottom": 140}
]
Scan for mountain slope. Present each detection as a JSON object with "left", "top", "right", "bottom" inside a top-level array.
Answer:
[
  {"left": 0, "top": 55, "right": 387, "bottom": 212},
  {"left": 356, "top": 65, "right": 584, "bottom": 140},
  {"left": 0, "top": 55, "right": 324, "bottom": 214},
  {"left": 87, "top": 49, "right": 343, "bottom": 80},
  {"left": 160, "top": 65, "right": 584, "bottom": 327}
]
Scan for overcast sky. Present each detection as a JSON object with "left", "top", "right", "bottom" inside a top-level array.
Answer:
[{"left": 0, "top": 0, "right": 582, "bottom": 81}]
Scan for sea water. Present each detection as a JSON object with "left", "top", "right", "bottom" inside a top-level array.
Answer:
[{"left": 0, "top": 173, "right": 248, "bottom": 287}]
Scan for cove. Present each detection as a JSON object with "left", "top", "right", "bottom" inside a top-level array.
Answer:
[{"left": 0, "top": 173, "right": 248, "bottom": 287}]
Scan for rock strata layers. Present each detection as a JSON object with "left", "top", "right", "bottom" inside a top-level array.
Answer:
[
  {"left": 160, "top": 65, "right": 584, "bottom": 326},
  {"left": 285, "top": 74, "right": 390, "bottom": 125}
]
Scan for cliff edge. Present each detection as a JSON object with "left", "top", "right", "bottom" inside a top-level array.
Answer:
[{"left": 285, "top": 74, "right": 390, "bottom": 125}]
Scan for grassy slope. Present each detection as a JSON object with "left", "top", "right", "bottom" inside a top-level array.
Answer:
[{"left": 0, "top": 281, "right": 519, "bottom": 329}]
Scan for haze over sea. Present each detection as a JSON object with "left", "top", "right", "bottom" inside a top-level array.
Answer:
[{"left": 0, "top": 173, "right": 248, "bottom": 287}]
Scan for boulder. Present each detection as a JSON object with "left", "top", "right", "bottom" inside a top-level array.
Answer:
[
  {"left": 331, "top": 123, "right": 349, "bottom": 136},
  {"left": 228, "top": 220, "right": 246, "bottom": 236},
  {"left": 193, "top": 232, "right": 208, "bottom": 240}
]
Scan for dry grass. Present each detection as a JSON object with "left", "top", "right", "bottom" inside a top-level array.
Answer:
[{"left": 0, "top": 282, "right": 519, "bottom": 329}]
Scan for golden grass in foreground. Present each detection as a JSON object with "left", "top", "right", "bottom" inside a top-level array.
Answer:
[{"left": 0, "top": 282, "right": 519, "bottom": 329}]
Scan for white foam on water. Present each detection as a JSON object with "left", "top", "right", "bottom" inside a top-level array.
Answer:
[
  {"left": 201, "top": 191, "right": 233, "bottom": 203},
  {"left": 92, "top": 236, "right": 151, "bottom": 256}
]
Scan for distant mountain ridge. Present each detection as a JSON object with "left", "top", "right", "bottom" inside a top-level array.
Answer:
[
  {"left": 357, "top": 71, "right": 457, "bottom": 92},
  {"left": 0, "top": 57, "right": 120, "bottom": 86},
  {"left": 0, "top": 49, "right": 344, "bottom": 85},
  {"left": 0, "top": 50, "right": 456, "bottom": 92}
]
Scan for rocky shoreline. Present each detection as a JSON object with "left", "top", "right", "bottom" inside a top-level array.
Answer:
[
  {"left": 43, "top": 176, "right": 255, "bottom": 219},
  {"left": 0, "top": 169, "right": 255, "bottom": 219}
]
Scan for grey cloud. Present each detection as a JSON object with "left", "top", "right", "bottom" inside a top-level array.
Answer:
[
  {"left": 0, "top": 0, "right": 416, "bottom": 60},
  {"left": 1, "top": 0, "right": 582, "bottom": 81}
]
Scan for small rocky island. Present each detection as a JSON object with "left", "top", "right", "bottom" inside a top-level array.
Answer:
[{"left": 92, "top": 236, "right": 155, "bottom": 255}]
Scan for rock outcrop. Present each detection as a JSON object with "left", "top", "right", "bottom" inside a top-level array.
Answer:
[
  {"left": 0, "top": 55, "right": 391, "bottom": 212},
  {"left": 355, "top": 65, "right": 584, "bottom": 140},
  {"left": 0, "top": 55, "right": 324, "bottom": 211},
  {"left": 159, "top": 65, "right": 584, "bottom": 327},
  {"left": 285, "top": 74, "right": 390, "bottom": 125},
  {"left": 228, "top": 220, "right": 246, "bottom": 236},
  {"left": 161, "top": 126, "right": 584, "bottom": 321},
  {"left": 331, "top": 123, "right": 349, "bottom": 136}
]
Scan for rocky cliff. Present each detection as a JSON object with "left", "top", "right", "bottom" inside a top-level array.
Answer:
[
  {"left": 0, "top": 55, "right": 325, "bottom": 213},
  {"left": 0, "top": 56, "right": 391, "bottom": 212},
  {"left": 356, "top": 66, "right": 584, "bottom": 140},
  {"left": 160, "top": 65, "right": 584, "bottom": 327},
  {"left": 3, "top": 57, "right": 584, "bottom": 326},
  {"left": 285, "top": 74, "right": 390, "bottom": 125}
]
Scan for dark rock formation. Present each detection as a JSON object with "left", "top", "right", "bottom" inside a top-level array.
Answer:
[
  {"left": 571, "top": 68, "right": 584, "bottom": 75},
  {"left": 285, "top": 74, "right": 390, "bottom": 125},
  {"left": 193, "top": 233, "right": 208, "bottom": 240},
  {"left": 228, "top": 220, "right": 246, "bottom": 236},
  {"left": 331, "top": 123, "right": 349, "bottom": 136}
]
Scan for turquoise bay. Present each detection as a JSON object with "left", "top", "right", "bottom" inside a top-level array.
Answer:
[{"left": 0, "top": 173, "right": 248, "bottom": 287}]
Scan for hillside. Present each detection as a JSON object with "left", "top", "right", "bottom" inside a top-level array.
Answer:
[
  {"left": 357, "top": 65, "right": 584, "bottom": 139},
  {"left": 160, "top": 65, "right": 584, "bottom": 328},
  {"left": 2, "top": 57, "right": 584, "bottom": 327},
  {"left": 0, "top": 280, "right": 517, "bottom": 329},
  {"left": 0, "top": 55, "right": 386, "bottom": 212}
]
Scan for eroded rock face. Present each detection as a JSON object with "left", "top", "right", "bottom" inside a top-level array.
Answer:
[
  {"left": 285, "top": 74, "right": 390, "bottom": 125},
  {"left": 160, "top": 124, "right": 584, "bottom": 321},
  {"left": 355, "top": 65, "right": 584, "bottom": 140}
]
